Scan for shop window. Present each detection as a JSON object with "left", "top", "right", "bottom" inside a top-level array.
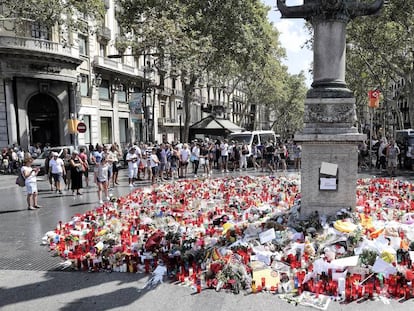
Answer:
[
  {"left": 100, "top": 117, "right": 112, "bottom": 144},
  {"left": 119, "top": 118, "right": 128, "bottom": 146},
  {"left": 80, "top": 74, "right": 89, "bottom": 97},
  {"left": 99, "top": 43, "right": 107, "bottom": 57},
  {"left": 31, "top": 23, "right": 50, "bottom": 40},
  {"left": 78, "top": 34, "right": 88, "bottom": 56},
  {"left": 118, "top": 85, "right": 127, "bottom": 102},
  {"left": 99, "top": 79, "right": 110, "bottom": 100}
]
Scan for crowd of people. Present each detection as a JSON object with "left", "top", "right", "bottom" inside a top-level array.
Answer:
[
  {"left": 11, "top": 134, "right": 413, "bottom": 210},
  {"left": 0, "top": 145, "right": 25, "bottom": 174},
  {"left": 5, "top": 138, "right": 304, "bottom": 209},
  {"left": 359, "top": 137, "right": 408, "bottom": 177},
  {"left": 121, "top": 138, "right": 302, "bottom": 187}
]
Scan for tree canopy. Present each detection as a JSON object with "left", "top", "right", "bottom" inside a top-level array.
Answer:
[
  {"left": 346, "top": 0, "right": 414, "bottom": 132},
  {"left": 0, "top": 0, "right": 105, "bottom": 32},
  {"left": 116, "top": 0, "right": 302, "bottom": 140}
]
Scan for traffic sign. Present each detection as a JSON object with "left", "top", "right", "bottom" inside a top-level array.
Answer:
[{"left": 77, "top": 122, "right": 87, "bottom": 133}]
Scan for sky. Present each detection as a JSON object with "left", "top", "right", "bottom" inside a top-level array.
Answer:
[{"left": 263, "top": 0, "right": 313, "bottom": 87}]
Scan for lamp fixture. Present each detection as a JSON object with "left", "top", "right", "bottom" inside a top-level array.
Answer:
[
  {"left": 112, "top": 77, "right": 123, "bottom": 91},
  {"left": 93, "top": 73, "right": 102, "bottom": 87}
]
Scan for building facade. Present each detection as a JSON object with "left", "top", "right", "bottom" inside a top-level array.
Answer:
[{"left": 0, "top": 0, "right": 252, "bottom": 151}]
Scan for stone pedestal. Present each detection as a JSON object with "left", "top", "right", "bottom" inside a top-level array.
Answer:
[
  {"left": 276, "top": 0, "right": 383, "bottom": 218},
  {"left": 295, "top": 97, "right": 365, "bottom": 218}
]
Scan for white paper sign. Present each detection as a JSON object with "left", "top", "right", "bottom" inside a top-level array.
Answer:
[
  {"left": 320, "top": 162, "right": 338, "bottom": 176},
  {"left": 372, "top": 257, "right": 397, "bottom": 277},
  {"left": 331, "top": 255, "right": 359, "bottom": 268},
  {"left": 320, "top": 178, "right": 337, "bottom": 190},
  {"left": 259, "top": 228, "right": 276, "bottom": 244}
]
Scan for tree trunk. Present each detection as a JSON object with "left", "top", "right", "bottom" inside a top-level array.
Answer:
[{"left": 181, "top": 77, "right": 197, "bottom": 143}]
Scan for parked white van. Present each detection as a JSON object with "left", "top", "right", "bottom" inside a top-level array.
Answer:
[{"left": 227, "top": 130, "right": 280, "bottom": 156}]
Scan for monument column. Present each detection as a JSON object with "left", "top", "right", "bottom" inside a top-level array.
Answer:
[
  {"left": 277, "top": 0, "right": 384, "bottom": 217},
  {"left": 312, "top": 19, "right": 347, "bottom": 89}
]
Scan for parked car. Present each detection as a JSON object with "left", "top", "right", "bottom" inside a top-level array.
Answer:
[{"left": 31, "top": 146, "right": 76, "bottom": 175}]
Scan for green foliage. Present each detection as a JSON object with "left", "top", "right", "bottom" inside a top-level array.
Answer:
[
  {"left": 359, "top": 249, "right": 378, "bottom": 267},
  {"left": 1, "top": 0, "right": 105, "bottom": 31},
  {"left": 115, "top": 0, "right": 295, "bottom": 140},
  {"left": 346, "top": 1, "right": 414, "bottom": 129}
]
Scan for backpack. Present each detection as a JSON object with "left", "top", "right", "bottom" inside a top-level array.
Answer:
[{"left": 16, "top": 170, "right": 25, "bottom": 187}]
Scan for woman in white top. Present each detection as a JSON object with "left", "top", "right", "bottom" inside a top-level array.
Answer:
[
  {"left": 191, "top": 143, "right": 200, "bottom": 177},
  {"left": 110, "top": 144, "right": 121, "bottom": 186},
  {"left": 96, "top": 157, "right": 109, "bottom": 204},
  {"left": 150, "top": 148, "right": 160, "bottom": 184},
  {"left": 179, "top": 143, "right": 191, "bottom": 178},
  {"left": 21, "top": 155, "right": 41, "bottom": 210}
]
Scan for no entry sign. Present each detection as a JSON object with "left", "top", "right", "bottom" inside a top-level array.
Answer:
[{"left": 77, "top": 122, "right": 87, "bottom": 133}]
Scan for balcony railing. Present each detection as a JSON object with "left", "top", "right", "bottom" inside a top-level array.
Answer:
[
  {"left": 93, "top": 55, "right": 145, "bottom": 78},
  {"left": 0, "top": 35, "right": 79, "bottom": 59},
  {"left": 158, "top": 117, "right": 179, "bottom": 126},
  {"left": 171, "top": 89, "right": 184, "bottom": 98},
  {"left": 97, "top": 27, "right": 111, "bottom": 41}
]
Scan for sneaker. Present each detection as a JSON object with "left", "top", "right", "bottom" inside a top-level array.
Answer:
[
  {"left": 28, "top": 206, "right": 36, "bottom": 210},
  {"left": 106, "top": 197, "right": 110, "bottom": 201},
  {"left": 99, "top": 200, "right": 103, "bottom": 204},
  {"left": 221, "top": 170, "right": 224, "bottom": 173},
  {"left": 58, "top": 190, "right": 62, "bottom": 194},
  {"left": 129, "top": 183, "right": 133, "bottom": 187},
  {"left": 226, "top": 170, "right": 230, "bottom": 173}
]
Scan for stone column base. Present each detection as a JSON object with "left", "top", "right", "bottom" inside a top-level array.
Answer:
[
  {"left": 302, "top": 97, "right": 358, "bottom": 135},
  {"left": 294, "top": 133, "right": 366, "bottom": 218}
]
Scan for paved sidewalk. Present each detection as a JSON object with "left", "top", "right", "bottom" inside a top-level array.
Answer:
[{"left": 1, "top": 269, "right": 412, "bottom": 311}]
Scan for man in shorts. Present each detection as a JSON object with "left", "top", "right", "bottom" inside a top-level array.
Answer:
[{"left": 48, "top": 152, "right": 65, "bottom": 194}]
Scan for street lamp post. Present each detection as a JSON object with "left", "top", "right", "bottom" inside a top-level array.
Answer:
[{"left": 177, "top": 102, "right": 183, "bottom": 143}]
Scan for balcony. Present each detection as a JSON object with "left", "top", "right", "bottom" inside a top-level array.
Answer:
[
  {"left": 0, "top": 35, "right": 81, "bottom": 65},
  {"left": 97, "top": 27, "right": 111, "bottom": 42},
  {"left": 158, "top": 117, "right": 179, "bottom": 126},
  {"left": 170, "top": 89, "right": 184, "bottom": 99},
  {"left": 93, "top": 55, "right": 145, "bottom": 78},
  {"left": 193, "top": 94, "right": 206, "bottom": 103},
  {"left": 157, "top": 86, "right": 172, "bottom": 97}
]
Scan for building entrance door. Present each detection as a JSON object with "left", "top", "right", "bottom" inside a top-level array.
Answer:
[{"left": 28, "top": 93, "right": 59, "bottom": 147}]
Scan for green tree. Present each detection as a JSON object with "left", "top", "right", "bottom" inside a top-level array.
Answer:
[
  {"left": 116, "top": 0, "right": 280, "bottom": 142},
  {"left": 0, "top": 0, "right": 105, "bottom": 34},
  {"left": 346, "top": 0, "right": 414, "bottom": 131},
  {"left": 269, "top": 72, "right": 306, "bottom": 138}
]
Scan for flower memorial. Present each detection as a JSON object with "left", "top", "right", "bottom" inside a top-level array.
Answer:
[{"left": 42, "top": 175, "right": 414, "bottom": 307}]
